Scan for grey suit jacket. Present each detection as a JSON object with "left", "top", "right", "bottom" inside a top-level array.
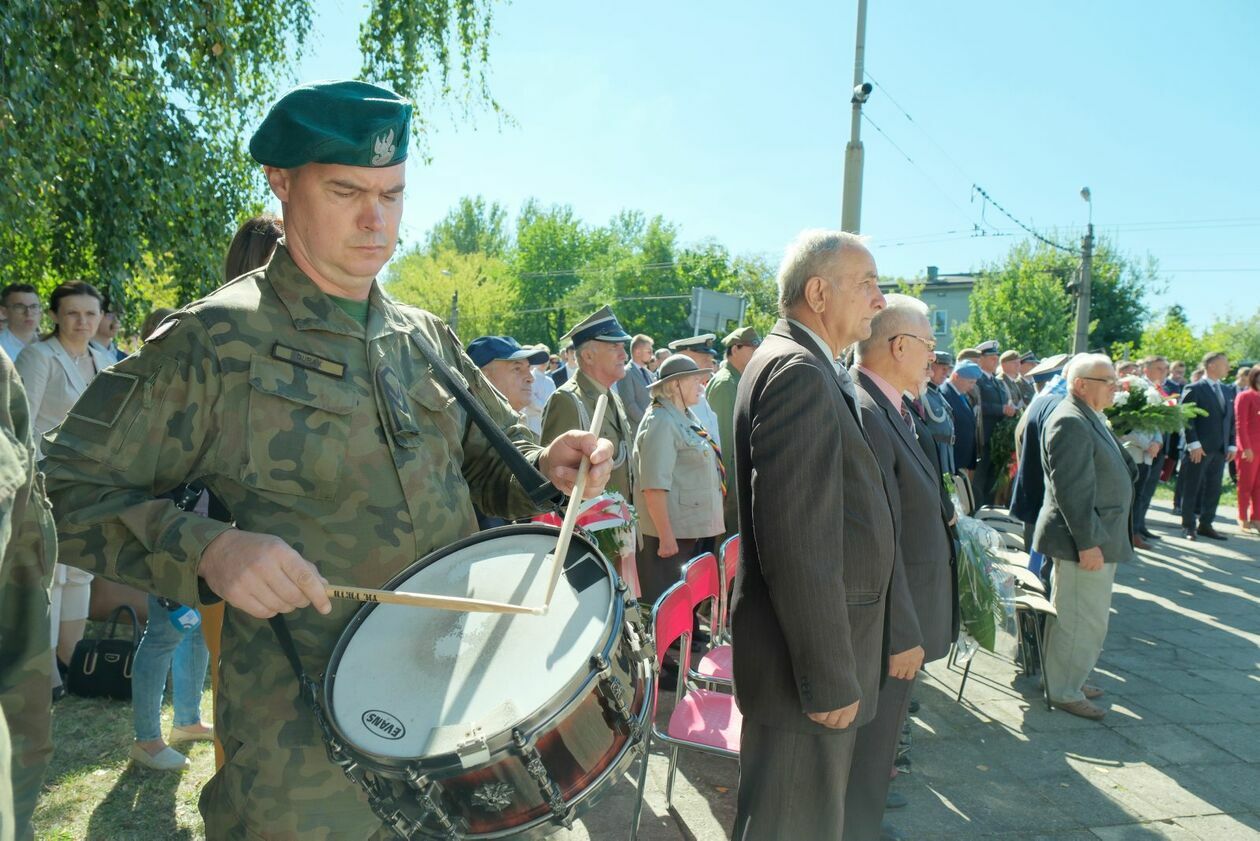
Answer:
[
  {"left": 730, "top": 320, "right": 896, "bottom": 734},
  {"left": 616, "top": 362, "right": 652, "bottom": 431},
  {"left": 1033, "top": 394, "right": 1137, "bottom": 564},
  {"left": 856, "top": 372, "right": 956, "bottom": 663}
]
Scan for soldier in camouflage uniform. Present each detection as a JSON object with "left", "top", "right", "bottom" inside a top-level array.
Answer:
[
  {"left": 41, "top": 80, "right": 613, "bottom": 840},
  {"left": 540, "top": 306, "right": 635, "bottom": 503},
  {"left": 0, "top": 353, "right": 58, "bottom": 841}
]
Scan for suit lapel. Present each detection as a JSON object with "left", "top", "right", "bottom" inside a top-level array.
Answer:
[
  {"left": 857, "top": 370, "right": 938, "bottom": 484},
  {"left": 776, "top": 319, "right": 863, "bottom": 427}
]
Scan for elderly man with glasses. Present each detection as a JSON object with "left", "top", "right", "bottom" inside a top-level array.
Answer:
[{"left": 1033, "top": 353, "right": 1137, "bottom": 720}]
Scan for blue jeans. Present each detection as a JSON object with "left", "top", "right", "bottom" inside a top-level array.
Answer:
[{"left": 132, "top": 593, "right": 209, "bottom": 741}]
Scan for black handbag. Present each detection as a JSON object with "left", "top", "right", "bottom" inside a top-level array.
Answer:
[{"left": 65, "top": 604, "right": 139, "bottom": 700}]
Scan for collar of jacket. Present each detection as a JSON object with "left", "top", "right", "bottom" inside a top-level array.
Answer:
[{"left": 267, "top": 243, "right": 411, "bottom": 341}]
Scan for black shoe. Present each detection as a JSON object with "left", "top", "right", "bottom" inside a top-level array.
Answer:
[
  {"left": 908, "top": 698, "right": 920, "bottom": 714},
  {"left": 658, "top": 660, "right": 678, "bottom": 692},
  {"left": 880, "top": 821, "right": 906, "bottom": 841},
  {"left": 52, "top": 686, "right": 65, "bottom": 703},
  {"left": 1139, "top": 529, "right": 1161, "bottom": 541},
  {"left": 885, "top": 790, "right": 908, "bottom": 810},
  {"left": 1172, "top": 506, "right": 1181, "bottom": 515},
  {"left": 1197, "top": 526, "right": 1228, "bottom": 541},
  {"left": 1182, "top": 529, "right": 1197, "bottom": 541},
  {"left": 894, "top": 754, "right": 912, "bottom": 775}
]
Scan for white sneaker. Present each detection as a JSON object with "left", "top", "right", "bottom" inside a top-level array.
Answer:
[{"left": 130, "top": 743, "right": 190, "bottom": 771}]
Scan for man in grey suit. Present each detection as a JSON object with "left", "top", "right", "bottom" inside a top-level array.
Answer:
[
  {"left": 730, "top": 230, "right": 894, "bottom": 840},
  {"left": 848, "top": 295, "right": 959, "bottom": 840},
  {"left": 616, "top": 333, "right": 655, "bottom": 432},
  {"left": 1034, "top": 353, "right": 1136, "bottom": 720}
]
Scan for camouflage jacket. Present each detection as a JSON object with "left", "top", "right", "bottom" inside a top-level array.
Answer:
[
  {"left": 540, "top": 369, "right": 633, "bottom": 501},
  {"left": 42, "top": 244, "right": 544, "bottom": 750}
]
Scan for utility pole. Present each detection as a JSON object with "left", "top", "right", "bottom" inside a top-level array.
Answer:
[
  {"left": 1073, "top": 186, "right": 1094, "bottom": 353},
  {"left": 449, "top": 290, "right": 459, "bottom": 333},
  {"left": 841, "top": 0, "right": 871, "bottom": 233}
]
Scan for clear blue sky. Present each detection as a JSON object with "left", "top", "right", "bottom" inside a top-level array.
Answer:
[{"left": 296, "top": 0, "right": 1259, "bottom": 329}]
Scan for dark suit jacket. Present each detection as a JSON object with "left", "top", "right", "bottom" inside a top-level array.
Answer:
[
  {"left": 942, "top": 381, "right": 978, "bottom": 470},
  {"left": 616, "top": 362, "right": 652, "bottom": 430},
  {"left": 549, "top": 366, "right": 570, "bottom": 388},
  {"left": 1181, "top": 379, "right": 1236, "bottom": 454},
  {"left": 1009, "top": 391, "right": 1065, "bottom": 525},
  {"left": 730, "top": 320, "right": 895, "bottom": 734},
  {"left": 977, "top": 372, "right": 1009, "bottom": 440},
  {"left": 854, "top": 370, "right": 957, "bottom": 662},
  {"left": 1033, "top": 394, "right": 1137, "bottom": 564},
  {"left": 906, "top": 396, "right": 961, "bottom": 651}
]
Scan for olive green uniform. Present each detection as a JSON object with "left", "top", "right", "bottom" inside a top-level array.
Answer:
[
  {"left": 0, "top": 354, "right": 57, "bottom": 841},
  {"left": 540, "top": 369, "right": 633, "bottom": 502},
  {"left": 704, "top": 362, "right": 740, "bottom": 535},
  {"left": 42, "top": 245, "right": 545, "bottom": 839}
]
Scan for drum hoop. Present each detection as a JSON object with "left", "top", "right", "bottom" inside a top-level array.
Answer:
[{"left": 322, "top": 523, "right": 624, "bottom": 772}]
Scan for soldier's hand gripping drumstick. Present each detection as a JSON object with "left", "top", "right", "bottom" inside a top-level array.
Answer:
[{"left": 197, "top": 431, "right": 615, "bottom": 620}]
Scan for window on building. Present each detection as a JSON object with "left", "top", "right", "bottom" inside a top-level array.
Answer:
[{"left": 932, "top": 310, "right": 948, "bottom": 336}]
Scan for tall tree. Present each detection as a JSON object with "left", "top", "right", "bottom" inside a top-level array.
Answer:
[
  {"left": 425, "top": 196, "right": 510, "bottom": 257},
  {"left": 1139, "top": 305, "right": 1205, "bottom": 367},
  {"left": 0, "top": 1, "right": 501, "bottom": 325},
  {"left": 510, "top": 200, "right": 591, "bottom": 347},
  {"left": 384, "top": 248, "right": 516, "bottom": 343}
]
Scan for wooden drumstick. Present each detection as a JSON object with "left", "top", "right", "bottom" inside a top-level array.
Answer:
[
  {"left": 325, "top": 584, "right": 545, "bottom": 616},
  {"left": 543, "top": 393, "right": 608, "bottom": 608}
]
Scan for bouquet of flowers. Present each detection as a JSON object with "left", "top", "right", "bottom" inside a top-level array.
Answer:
[
  {"left": 987, "top": 416, "right": 1018, "bottom": 500},
  {"left": 1105, "top": 375, "right": 1207, "bottom": 436},
  {"left": 954, "top": 514, "right": 1016, "bottom": 653},
  {"left": 533, "top": 492, "right": 638, "bottom": 589}
]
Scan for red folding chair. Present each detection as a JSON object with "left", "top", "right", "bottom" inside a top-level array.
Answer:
[
  {"left": 682, "top": 553, "right": 733, "bottom": 689},
  {"left": 629, "top": 580, "right": 742, "bottom": 841},
  {"left": 717, "top": 534, "right": 740, "bottom": 643}
]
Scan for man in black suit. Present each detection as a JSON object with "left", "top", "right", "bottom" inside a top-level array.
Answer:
[
  {"left": 730, "top": 230, "right": 895, "bottom": 840},
  {"left": 943, "top": 362, "right": 982, "bottom": 481},
  {"left": 975, "top": 340, "right": 1015, "bottom": 506},
  {"left": 1179, "top": 352, "right": 1236, "bottom": 540},
  {"left": 847, "top": 295, "right": 958, "bottom": 840}
]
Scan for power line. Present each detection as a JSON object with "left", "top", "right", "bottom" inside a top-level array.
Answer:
[
  {"left": 860, "top": 112, "right": 980, "bottom": 232},
  {"left": 970, "top": 185, "right": 1078, "bottom": 254}
]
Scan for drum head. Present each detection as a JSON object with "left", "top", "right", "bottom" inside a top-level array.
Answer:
[{"left": 326, "top": 526, "right": 614, "bottom": 761}]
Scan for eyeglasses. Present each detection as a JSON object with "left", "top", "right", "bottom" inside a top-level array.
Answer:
[
  {"left": 5, "top": 304, "right": 41, "bottom": 315},
  {"left": 1080, "top": 376, "right": 1119, "bottom": 386},
  {"left": 889, "top": 333, "right": 936, "bottom": 351}
]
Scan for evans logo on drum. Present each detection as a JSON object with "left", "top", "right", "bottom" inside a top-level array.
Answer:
[{"left": 362, "top": 709, "right": 406, "bottom": 740}]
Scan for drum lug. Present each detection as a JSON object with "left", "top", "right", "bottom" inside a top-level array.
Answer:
[
  {"left": 512, "top": 728, "right": 575, "bottom": 829},
  {"left": 402, "top": 769, "right": 464, "bottom": 841},
  {"left": 455, "top": 726, "right": 491, "bottom": 769},
  {"left": 591, "top": 655, "right": 633, "bottom": 728}
]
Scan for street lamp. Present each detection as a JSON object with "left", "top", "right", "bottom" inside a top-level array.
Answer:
[{"left": 1073, "top": 188, "right": 1095, "bottom": 354}]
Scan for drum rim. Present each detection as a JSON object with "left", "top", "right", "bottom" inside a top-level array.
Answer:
[{"left": 322, "top": 522, "right": 624, "bottom": 772}]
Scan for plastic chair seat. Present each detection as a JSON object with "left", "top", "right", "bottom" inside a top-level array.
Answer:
[
  {"left": 695, "top": 643, "right": 732, "bottom": 679},
  {"left": 666, "top": 688, "right": 743, "bottom": 752}
]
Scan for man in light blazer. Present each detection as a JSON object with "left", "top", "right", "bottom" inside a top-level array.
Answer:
[
  {"left": 1034, "top": 354, "right": 1136, "bottom": 721},
  {"left": 615, "top": 333, "right": 654, "bottom": 432},
  {"left": 1178, "top": 351, "right": 1236, "bottom": 540},
  {"left": 730, "top": 230, "right": 894, "bottom": 840},
  {"left": 847, "top": 295, "right": 958, "bottom": 840}
]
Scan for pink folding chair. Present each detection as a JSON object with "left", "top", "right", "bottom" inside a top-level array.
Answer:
[
  {"left": 717, "top": 534, "right": 740, "bottom": 643},
  {"left": 630, "top": 580, "right": 741, "bottom": 841},
  {"left": 682, "top": 553, "right": 733, "bottom": 689}
]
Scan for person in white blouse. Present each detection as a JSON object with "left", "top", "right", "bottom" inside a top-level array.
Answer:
[{"left": 14, "top": 280, "right": 112, "bottom": 697}]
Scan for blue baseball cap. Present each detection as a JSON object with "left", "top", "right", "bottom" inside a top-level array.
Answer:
[
  {"left": 954, "top": 360, "right": 983, "bottom": 380},
  {"left": 467, "top": 336, "right": 548, "bottom": 368}
]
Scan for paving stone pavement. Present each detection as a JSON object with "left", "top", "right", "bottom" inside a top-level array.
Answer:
[{"left": 553, "top": 500, "right": 1260, "bottom": 840}]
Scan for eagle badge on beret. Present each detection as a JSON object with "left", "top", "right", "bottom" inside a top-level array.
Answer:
[{"left": 371, "top": 129, "right": 397, "bottom": 166}]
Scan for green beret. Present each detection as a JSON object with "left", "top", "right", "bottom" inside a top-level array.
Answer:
[{"left": 249, "top": 80, "right": 413, "bottom": 169}]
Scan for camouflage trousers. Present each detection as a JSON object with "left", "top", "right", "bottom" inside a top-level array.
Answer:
[
  {"left": 0, "top": 558, "right": 53, "bottom": 841},
  {"left": 200, "top": 741, "right": 397, "bottom": 840}
]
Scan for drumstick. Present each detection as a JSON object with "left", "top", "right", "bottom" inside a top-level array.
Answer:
[
  {"left": 325, "top": 584, "right": 545, "bottom": 616},
  {"left": 543, "top": 393, "right": 608, "bottom": 608}
]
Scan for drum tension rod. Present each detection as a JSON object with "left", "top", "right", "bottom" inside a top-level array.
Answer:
[
  {"left": 512, "top": 729, "right": 575, "bottom": 829},
  {"left": 591, "top": 654, "right": 634, "bottom": 728}
]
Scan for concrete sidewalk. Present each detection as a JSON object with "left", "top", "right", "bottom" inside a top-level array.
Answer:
[{"left": 560, "top": 499, "right": 1260, "bottom": 840}]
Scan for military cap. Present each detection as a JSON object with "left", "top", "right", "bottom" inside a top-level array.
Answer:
[
  {"left": 466, "top": 335, "right": 548, "bottom": 368},
  {"left": 649, "top": 354, "right": 706, "bottom": 390},
  {"left": 722, "top": 326, "right": 762, "bottom": 349},
  {"left": 1020, "top": 351, "right": 1040, "bottom": 364},
  {"left": 954, "top": 360, "right": 983, "bottom": 380},
  {"left": 933, "top": 351, "right": 955, "bottom": 366},
  {"left": 249, "top": 80, "right": 412, "bottom": 169},
  {"left": 956, "top": 348, "right": 981, "bottom": 362},
  {"left": 976, "top": 340, "right": 1000, "bottom": 355},
  {"left": 669, "top": 333, "right": 719, "bottom": 357},
  {"left": 1029, "top": 352, "right": 1070, "bottom": 382},
  {"left": 561, "top": 305, "right": 631, "bottom": 347},
  {"left": 1000, "top": 349, "right": 1021, "bottom": 363}
]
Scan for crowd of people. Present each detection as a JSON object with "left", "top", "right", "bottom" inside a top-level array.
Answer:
[{"left": 0, "top": 77, "right": 1255, "bottom": 841}]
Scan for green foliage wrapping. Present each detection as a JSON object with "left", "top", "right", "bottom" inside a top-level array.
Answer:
[
  {"left": 987, "top": 416, "right": 1018, "bottom": 498},
  {"left": 1105, "top": 390, "right": 1208, "bottom": 436},
  {"left": 955, "top": 524, "right": 1006, "bottom": 652}
]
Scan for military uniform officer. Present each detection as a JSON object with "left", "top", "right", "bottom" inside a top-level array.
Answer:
[
  {"left": 974, "top": 340, "right": 1014, "bottom": 506},
  {"left": 667, "top": 334, "right": 722, "bottom": 446},
  {"left": 42, "top": 80, "right": 612, "bottom": 840},
  {"left": 919, "top": 350, "right": 957, "bottom": 476},
  {"left": 705, "top": 326, "right": 760, "bottom": 536},
  {"left": 999, "top": 349, "right": 1028, "bottom": 411},
  {"left": 0, "top": 352, "right": 58, "bottom": 841},
  {"left": 540, "top": 307, "right": 635, "bottom": 505},
  {"left": 1017, "top": 351, "right": 1039, "bottom": 405}
]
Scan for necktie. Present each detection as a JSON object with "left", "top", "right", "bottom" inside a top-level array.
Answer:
[
  {"left": 640, "top": 365, "right": 651, "bottom": 386},
  {"left": 691, "top": 423, "right": 727, "bottom": 497},
  {"left": 1212, "top": 381, "right": 1224, "bottom": 410},
  {"left": 899, "top": 402, "right": 914, "bottom": 429},
  {"left": 910, "top": 396, "right": 925, "bottom": 420}
]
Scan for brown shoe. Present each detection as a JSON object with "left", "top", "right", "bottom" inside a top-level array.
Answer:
[
  {"left": 1132, "top": 535, "right": 1151, "bottom": 550},
  {"left": 1052, "top": 699, "right": 1106, "bottom": 720},
  {"left": 1082, "top": 684, "right": 1104, "bottom": 699}
]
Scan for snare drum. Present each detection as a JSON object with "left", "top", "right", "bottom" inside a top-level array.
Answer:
[{"left": 320, "top": 524, "right": 653, "bottom": 839}]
